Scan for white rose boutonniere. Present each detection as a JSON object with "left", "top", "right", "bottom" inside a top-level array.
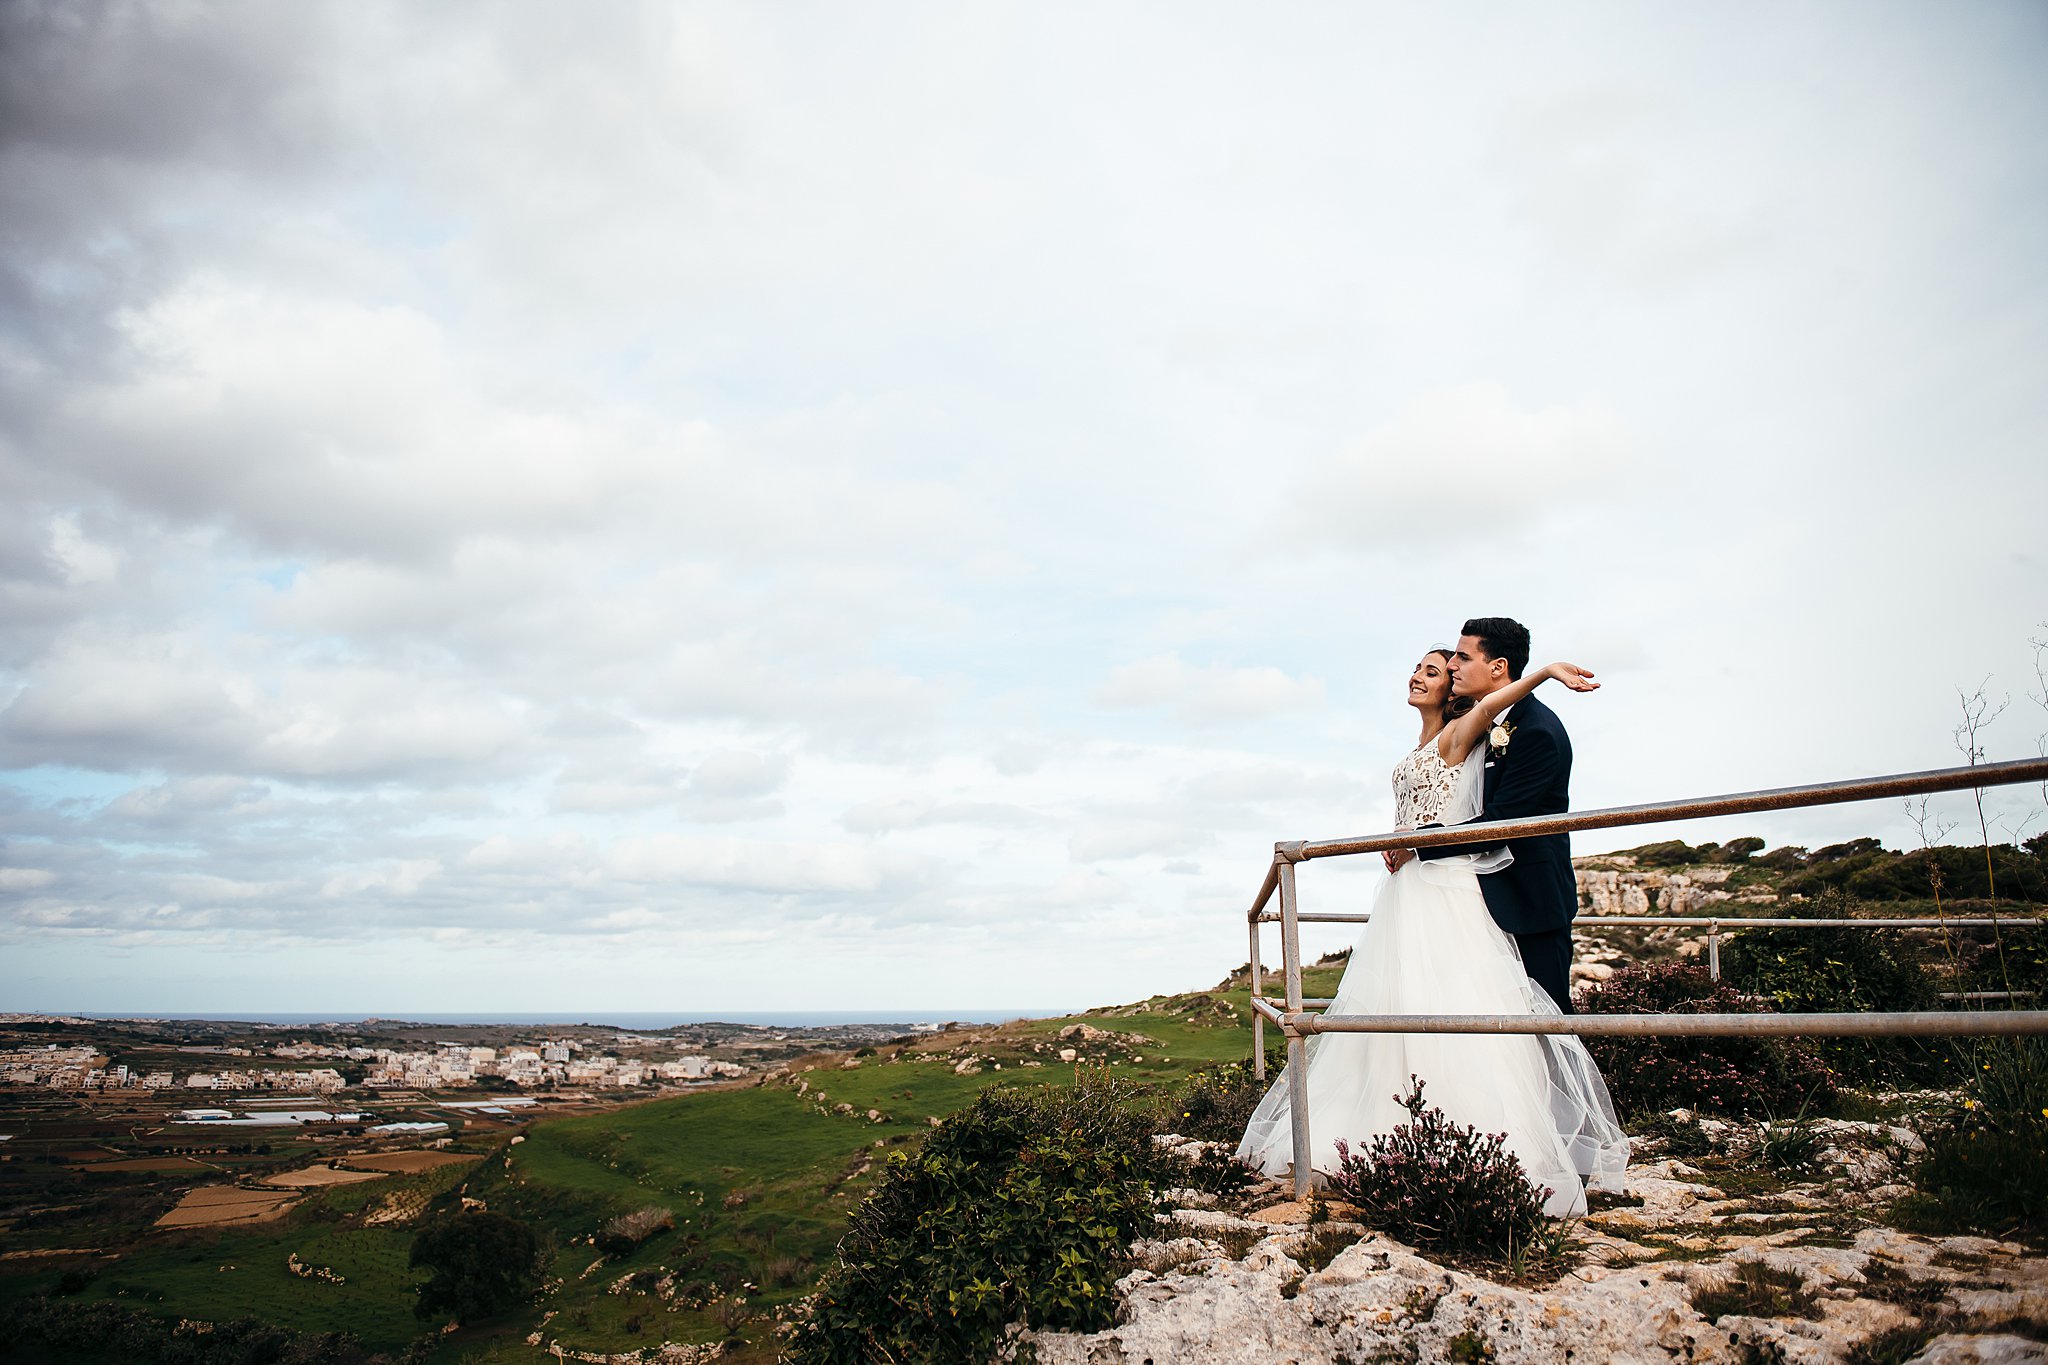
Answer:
[{"left": 1488, "top": 721, "right": 1516, "bottom": 755}]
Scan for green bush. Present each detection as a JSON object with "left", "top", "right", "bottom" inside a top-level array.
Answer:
[
  {"left": 408, "top": 1210, "right": 543, "bottom": 1324},
  {"left": 1896, "top": 1039, "right": 2048, "bottom": 1238},
  {"left": 1326, "top": 1078, "right": 1550, "bottom": 1262},
  {"left": 1953, "top": 917, "right": 2048, "bottom": 1002},
  {"left": 1634, "top": 840, "right": 1703, "bottom": 868},
  {"left": 1609, "top": 836, "right": 1766, "bottom": 867},
  {"left": 1720, "top": 892, "right": 1949, "bottom": 1085},
  {"left": 1780, "top": 837, "right": 2048, "bottom": 904},
  {"left": 1163, "top": 1059, "right": 1266, "bottom": 1143},
  {"left": 1575, "top": 962, "right": 1834, "bottom": 1118},
  {"left": 1160, "top": 1140, "right": 1256, "bottom": 1197},
  {"left": 788, "top": 1077, "right": 1160, "bottom": 1364}
]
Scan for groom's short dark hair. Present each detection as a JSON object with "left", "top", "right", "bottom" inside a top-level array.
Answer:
[{"left": 1462, "top": 617, "right": 1531, "bottom": 681}]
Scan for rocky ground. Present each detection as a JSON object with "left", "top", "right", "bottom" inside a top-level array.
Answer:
[{"left": 1021, "top": 1118, "right": 2047, "bottom": 1365}]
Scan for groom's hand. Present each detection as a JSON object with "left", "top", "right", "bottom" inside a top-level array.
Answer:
[{"left": 1383, "top": 847, "right": 1415, "bottom": 873}]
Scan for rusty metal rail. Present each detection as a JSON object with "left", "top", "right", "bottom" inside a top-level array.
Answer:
[
  {"left": 1247, "top": 995, "right": 2047, "bottom": 1038},
  {"left": 1256, "top": 914, "right": 2036, "bottom": 982},
  {"left": 1243, "top": 755, "right": 2048, "bottom": 1198}
]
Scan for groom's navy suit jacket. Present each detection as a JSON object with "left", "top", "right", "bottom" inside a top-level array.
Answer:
[{"left": 1415, "top": 693, "right": 1578, "bottom": 937}]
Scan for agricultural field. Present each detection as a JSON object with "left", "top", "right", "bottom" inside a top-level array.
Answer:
[
  {"left": 154, "top": 1184, "right": 301, "bottom": 1228},
  {"left": 345, "top": 1150, "right": 479, "bottom": 1176}
]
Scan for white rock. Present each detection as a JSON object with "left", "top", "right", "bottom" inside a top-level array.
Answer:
[
  {"left": 1025, "top": 1157, "right": 2048, "bottom": 1365},
  {"left": 1906, "top": 1335, "right": 2048, "bottom": 1365}
]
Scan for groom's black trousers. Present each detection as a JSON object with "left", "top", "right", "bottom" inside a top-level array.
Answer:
[{"left": 1515, "top": 927, "right": 1575, "bottom": 1015}]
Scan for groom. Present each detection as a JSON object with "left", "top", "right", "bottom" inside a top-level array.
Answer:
[{"left": 1408, "top": 616, "right": 1579, "bottom": 1013}]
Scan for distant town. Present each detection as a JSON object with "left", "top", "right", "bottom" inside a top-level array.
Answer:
[
  {"left": 0, "top": 1012, "right": 951, "bottom": 1119},
  {"left": 1, "top": 1033, "right": 748, "bottom": 1094}
]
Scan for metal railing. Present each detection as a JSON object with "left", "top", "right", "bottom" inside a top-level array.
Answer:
[{"left": 1245, "top": 756, "right": 2048, "bottom": 1198}]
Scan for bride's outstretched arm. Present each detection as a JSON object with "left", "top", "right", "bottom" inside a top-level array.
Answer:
[{"left": 1434, "top": 662, "right": 1598, "bottom": 764}]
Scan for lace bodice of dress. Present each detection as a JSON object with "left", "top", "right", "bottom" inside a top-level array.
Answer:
[{"left": 1392, "top": 741, "right": 1459, "bottom": 828}]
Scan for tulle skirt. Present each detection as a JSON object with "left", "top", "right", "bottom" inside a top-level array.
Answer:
[{"left": 1235, "top": 857, "right": 1629, "bottom": 1216}]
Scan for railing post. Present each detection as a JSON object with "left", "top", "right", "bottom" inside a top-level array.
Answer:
[
  {"left": 1278, "top": 856, "right": 1312, "bottom": 1200},
  {"left": 1250, "top": 915, "right": 1266, "bottom": 1081},
  {"left": 1708, "top": 919, "right": 1721, "bottom": 982},
  {"left": 1281, "top": 859, "right": 1304, "bottom": 1014}
]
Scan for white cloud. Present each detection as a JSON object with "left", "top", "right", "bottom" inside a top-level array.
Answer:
[
  {"left": 0, "top": 628, "right": 530, "bottom": 782},
  {"left": 1096, "top": 655, "right": 1326, "bottom": 726},
  {"left": 320, "top": 859, "right": 441, "bottom": 899},
  {"left": 687, "top": 749, "right": 789, "bottom": 799},
  {"left": 1288, "top": 383, "right": 1642, "bottom": 550},
  {"left": 1, "top": 3, "right": 2044, "bottom": 1012},
  {"left": 838, "top": 797, "right": 1051, "bottom": 835},
  {"left": 1067, "top": 821, "right": 1213, "bottom": 864},
  {"left": 605, "top": 834, "right": 921, "bottom": 897}
]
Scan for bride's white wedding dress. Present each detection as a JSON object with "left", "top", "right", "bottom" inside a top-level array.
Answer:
[{"left": 1235, "top": 738, "right": 1629, "bottom": 1216}]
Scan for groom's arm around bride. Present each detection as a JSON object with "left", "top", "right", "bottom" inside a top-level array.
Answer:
[{"left": 1413, "top": 618, "right": 1581, "bottom": 1013}]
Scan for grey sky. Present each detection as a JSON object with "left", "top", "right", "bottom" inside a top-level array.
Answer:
[{"left": 2, "top": 2, "right": 2044, "bottom": 1013}]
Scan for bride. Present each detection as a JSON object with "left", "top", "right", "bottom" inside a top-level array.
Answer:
[{"left": 1234, "top": 649, "right": 1629, "bottom": 1215}]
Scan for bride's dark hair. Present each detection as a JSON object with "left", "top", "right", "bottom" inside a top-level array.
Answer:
[{"left": 1430, "top": 648, "right": 1475, "bottom": 725}]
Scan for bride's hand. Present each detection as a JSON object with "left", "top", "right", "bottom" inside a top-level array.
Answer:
[
  {"left": 1383, "top": 848, "right": 1414, "bottom": 873},
  {"left": 1383, "top": 826, "right": 1415, "bottom": 873},
  {"left": 1543, "top": 662, "right": 1599, "bottom": 693}
]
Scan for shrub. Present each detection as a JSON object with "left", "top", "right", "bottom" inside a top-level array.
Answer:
[
  {"left": 1757, "top": 1121, "right": 1820, "bottom": 1173},
  {"left": 54, "top": 1266, "right": 98, "bottom": 1296},
  {"left": 408, "top": 1210, "right": 544, "bottom": 1324},
  {"left": 1164, "top": 1059, "right": 1266, "bottom": 1143},
  {"left": 788, "top": 1077, "right": 1161, "bottom": 1364},
  {"left": 1895, "top": 1039, "right": 2048, "bottom": 1238},
  {"left": 1325, "top": 1077, "right": 1550, "bottom": 1261},
  {"left": 1160, "top": 1140, "right": 1256, "bottom": 1197},
  {"left": 1690, "top": 1260, "right": 1820, "bottom": 1321},
  {"left": 765, "top": 1253, "right": 814, "bottom": 1288},
  {"left": 1633, "top": 1110, "right": 1713, "bottom": 1157},
  {"left": 1575, "top": 962, "right": 1834, "bottom": 1118},
  {"left": 596, "top": 1204, "right": 674, "bottom": 1257},
  {"left": 1633, "top": 840, "right": 1702, "bottom": 868},
  {"left": 1720, "top": 892, "right": 1948, "bottom": 1085},
  {"left": 1779, "top": 838, "right": 2048, "bottom": 904},
  {"left": 1955, "top": 917, "right": 2048, "bottom": 1001}
]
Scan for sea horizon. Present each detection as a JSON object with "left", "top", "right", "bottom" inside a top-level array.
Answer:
[{"left": 50, "top": 1008, "right": 1072, "bottom": 1029}]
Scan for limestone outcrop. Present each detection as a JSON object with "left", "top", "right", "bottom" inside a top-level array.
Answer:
[
  {"left": 1020, "top": 1132, "right": 2045, "bottom": 1365},
  {"left": 1575, "top": 864, "right": 1763, "bottom": 917}
]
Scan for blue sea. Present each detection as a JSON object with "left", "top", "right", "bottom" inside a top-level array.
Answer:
[{"left": 81, "top": 1009, "right": 1068, "bottom": 1029}]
